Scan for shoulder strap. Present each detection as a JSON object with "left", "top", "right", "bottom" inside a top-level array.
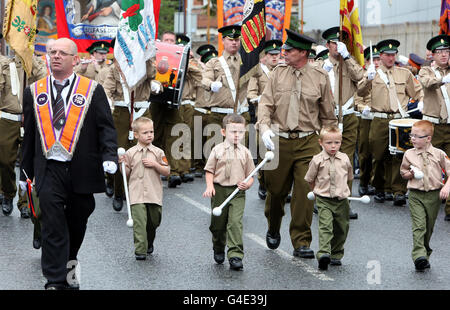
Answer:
[
  {"left": 377, "top": 68, "right": 408, "bottom": 117},
  {"left": 218, "top": 56, "right": 236, "bottom": 102},
  {"left": 432, "top": 68, "right": 450, "bottom": 123}
]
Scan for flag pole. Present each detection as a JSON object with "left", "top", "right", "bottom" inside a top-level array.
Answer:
[
  {"left": 207, "top": 0, "right": 211, "bottom": 44},
  {"left": 338, "top": 14, "right": 344, "bottom": 131}
]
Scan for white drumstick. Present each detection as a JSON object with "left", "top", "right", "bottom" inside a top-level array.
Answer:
[
  {"left": 118, "top": 148, "right": 134, "bottom": 228},
  {"left": 212, "top": 151, "right": 275, "bottom": 216},
  {"left": 307, "top": 192, "right": 371, "bottom": 204},
  {"left": 410, "top": 165, "right": 424, "bottom": 179}
]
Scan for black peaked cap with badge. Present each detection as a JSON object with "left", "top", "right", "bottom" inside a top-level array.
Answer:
[
  {"left": 315, "top": 48, "right": 329, "bottom": 60},
  {"left": 264, "top": 39, "right": 282, "bottom": 54},
  {"left": 322, "top": 26, "right": 341, "bottom": 42},
  {"left": 426, "top": 34, "right": 450, "bottom": 52},
  {"left": 376, "top": 39, "right": 400, "bottom": 54},
  {"left": 196, "top": 44, "right": 217, "bottom": 56},
  {"left": 176, "top": 33, "right": 190, "bottom": 46},
  {"left": 218, "top": 25, "right": 241, "bottom": 39},
  {"left": 87, "top": 41, "right": 111, "bottom": 54},
  {"left": 201, "top": 50, "right": 218, "bottom": 64},
  {"left": 363, "top": 46, "right": 380, "bottom": 60},
  {"left": 283, "top": 29, "right": 316, "bottom": 51}
]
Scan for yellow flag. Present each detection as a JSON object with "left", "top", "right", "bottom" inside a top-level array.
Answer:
[
  {"left": 340, "top": 0, "right": 364, "bottom": 66},
  {"left": 3, "top": 0, "right": 38, "bottom": 76}
]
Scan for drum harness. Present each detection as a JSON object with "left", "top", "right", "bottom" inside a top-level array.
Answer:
[
  {"left": 218, "top": 56, "right": 248, "bottom": 115},
  {"left": 376, "top": 68, "right": 409, "bottom": 119}
]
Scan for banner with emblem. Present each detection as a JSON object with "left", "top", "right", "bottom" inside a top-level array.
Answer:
[
  {"left": 440, "top": 0, "right": 450, "bottom": 34},
  {"left": 55, "top": 0, "right": 160, "bottom": 56},
  {"left": 340, "top": 0, "right": 364, "bottom": 66},
  {"left": 114, "top": 0, "right": 159, "bottom": 89},
  {"left": 217, "top": 0, "right": 291, "bottom": 54},
  {"left": 3, "top": 0, "right": 38, "bottom": 76},
  {"left": 239, "top": 0, "right": 266, "bottom": 87}
]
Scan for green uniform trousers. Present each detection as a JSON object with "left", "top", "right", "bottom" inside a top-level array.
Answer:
[
  {"left": 0, "top": 118, "right": 21, "bottom": 199},
  {"left": 369, "top": 117, "right": 406, "bottom": 195},
  {"left": 315, "top": 196, "right": 350, "bottom": 260},
  {"left": 193, "top": 109, "right": 209, "bottom": 173},
  {"left": 209, "top": 183, "right": 246, "bottom": 259},
  {"left": 112, "top": 106, "right": 151, "bottom": 197},
  {"left": 431, "top": 124, "right": 450, "bottom": 215},
  {"left": 408, "top": 189, "right": 441, "bottom": 262},
  {"left": 358, "top": 117, "right": 374, "bottom": 188},
  {"left": 340, "top": 113, "right": 359, "bottom": 192},
  {"left": 131, "top": 203, "right": 162, "bottom": 255},
  {"left": 264, "top": 133, "right": 320, "bottom": 249},
  {"left": 180, "top": 103, "right": 195, "bottom": 170}
]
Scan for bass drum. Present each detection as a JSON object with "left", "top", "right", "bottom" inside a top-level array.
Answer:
[
  {"left": 389, "top": 118, "right": 419, "bottom": 155},
  {"left": 150, "top": 41, "right": 190, "bottom": 108}
]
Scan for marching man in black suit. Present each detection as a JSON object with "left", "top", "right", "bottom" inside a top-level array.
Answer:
[{"left": 20, "top": 38, "right": 118, "bottom": 290}]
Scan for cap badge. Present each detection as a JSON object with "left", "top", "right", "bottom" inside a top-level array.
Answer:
[{"left": 389, "top": 44, "right": 392, "bottom": 48}]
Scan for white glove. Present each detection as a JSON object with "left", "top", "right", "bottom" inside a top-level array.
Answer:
[
  {"left": 250, "top": 96, "right": 261, "bottom": 104},
  {"left": 211, "top": 81, "right": 223, "bottom": 93},
  {"left": 398, "top": 55, "right": 409, "bottom": 66},
  {"left": 362, "top": 105, "right": 371, "bottom": 117},
  {"left": 103, "top": 161, "right": 117, "bottom": 174},
  {"left": 367, "top": 64, "right": 376, "bottom": 81},
  {"left": 323, "top": 59, "right": 333, "bottom": 72},
  {"left": 19, "top": 180, "right": 28, "bottom": 193},
  {"left": 337, "top": 42, "right": 350, "bottom": 59},
  {"left": 442, "top": 73, "right": 450, "bottom": 84},
  {"left": 417, "top": 101, "right": 424, "bottom": 112},
  {"left": 151, "top": 81, "right": 161, "bottom": 94},
  {"left": 262, "top": 130, "right": 275, "bottom": 151}
]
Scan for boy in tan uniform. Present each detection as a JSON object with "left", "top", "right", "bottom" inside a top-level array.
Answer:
[
  {"left": 203, "top": 114, "right": 255, "bottom": 270},
  {"left": 400, "top": 120, "right": 450, "bottom": 271},
  {"left": 119, "top": 117, "right": 170, "bottom": 260},
  {"left": 305, "top": 126, "right": 353, "bottom": 270}
]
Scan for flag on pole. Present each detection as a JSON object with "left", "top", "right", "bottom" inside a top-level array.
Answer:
[
  {"left": 439, "top": 0, "right": 450, "bottom": 34},
  {"left": 114, "top": 0, "right": 159, "bottom": 89},
  {"left": 239, "top": 0, "right": 266, "bottom": 87},
  {"left": 3, "top": 0, "right": 38, "bottom": 76},
  {"left": 340, "top": 0, "right": 364, "bottom": 66}
]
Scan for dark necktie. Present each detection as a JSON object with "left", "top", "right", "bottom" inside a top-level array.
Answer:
[{"left": 53, "top": 80, "right": 69, "bottom": 130}]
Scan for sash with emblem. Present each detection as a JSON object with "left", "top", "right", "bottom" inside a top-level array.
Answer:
[{"left": 31, "top": 75, "right": 96, "bottom": 159}]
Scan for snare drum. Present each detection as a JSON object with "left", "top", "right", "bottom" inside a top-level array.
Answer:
[
  {"left": 150, "top": 41, "right": 190, "bottom": 108},
  {"left": 389, "top": 118, "right": 419, "bottom": 154}
]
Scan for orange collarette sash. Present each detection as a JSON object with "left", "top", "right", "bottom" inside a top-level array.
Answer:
[{"left": 31, "top": 75, "right": 96, "bottom": 159}]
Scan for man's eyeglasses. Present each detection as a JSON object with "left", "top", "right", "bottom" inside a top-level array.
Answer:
[
  {"left": 409, "top": 134, "right": 429, "bottom": 139},
  {"left": 434, "top": 49, "right": 450, "bottom": 55},
  {"left": 49, "top": 50, "right": 75, "bottom": 57}
]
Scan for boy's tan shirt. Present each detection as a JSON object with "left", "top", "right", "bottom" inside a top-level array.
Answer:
[{"left": 304, "top": 150, "right": 354, "bottom": 199}]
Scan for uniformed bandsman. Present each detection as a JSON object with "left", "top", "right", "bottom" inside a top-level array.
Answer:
[
  {"left": 418, "top": 34, "right": 450, "bottom": 221},
  {"left": 75, "top": 41, "right": 111, "bottom": 81},
  {"left": 257, "top": 29, "right": 337, "bottom": 258},
  {"left": 357, "top": 39, "right": 423, "bottom": 206}
]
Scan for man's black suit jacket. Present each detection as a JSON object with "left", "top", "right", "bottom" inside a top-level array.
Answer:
[{"left": 20, "top": 75, "right": 118, "bottom": 194}]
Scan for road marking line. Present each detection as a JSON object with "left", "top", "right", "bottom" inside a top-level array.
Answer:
[{"left": 175, "top": 193, "right": 334, "bottom": 282}]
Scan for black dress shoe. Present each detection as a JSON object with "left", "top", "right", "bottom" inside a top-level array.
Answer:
[
  {"left": 318, "top": 254, "right": 331, "bottom": 270},
  {"left": 349, "top": 208, "right": 358, "bottom": 220},
  {"left": 258, "top": 184, "right": 267, "bottom": 200},
  {"left": 374, "top": 192, "right": 385, "bottom": 203},
  {"left": 112, "top": 197, "right": 123, "bottom": 211},
  {"left": 194, "top": 171, "right": 203, "bottom": 178},
  {"left": 181, "top": 173, "right": 194, "bottom": 183},
  {"left": 229, "top": 257, "right": 243, "bottom": 270},
  {"left": 147, "top": 245, "right": 154, "bottom": 254},
  {"left": 105, "top": 182, "right": 114, "bottom": 198},
  {"left": 293, "top": 246, "right": 314, "bottom": 258},
  {"left": 393, "top": 194, "right": 406, "bottom": 206},
  {"left": 330, "top": 258, "right": 342, "bottom": 266},
  {"left": 33, "top": 237, "right": 41, "bottom": 249},
  {"left": 414, "top": 256, "right": 430, "bottom": 271},
  {"left": 266, "top": 231, "right": 281, "bottom": 249},
  {"left": 161, "top": 175, "right": 168, "bottom": 181},
  {"left": 385, "top": 192, "right": 394, "bottom": 201},
  {"left": 445, "top": 214, "right": 450, "bottom": 221},
  {"left": 135, "top": 254, "right": 147, "bottom": 260},
  {"left": 2, "top": 198, "right": 13, "bottom": 216},
  {"left": 20, "top": 207, "right": 30, "bottom": 219},
  {"left": 286, "top": 194, "right": 292, "bottom": 203},
  {"left": 168, "top": 175, "right": 182, "bottom": 188},
  {"left": 213, "top": 250, "right": 225, "bottom": 264},
  {"left": 367, "top": 185, "right": 376, "bottom": 195},
  {"left": 45, "top": 282, "right": 66, "bottom": 290},
  {"left": 358, "top": 185, "right": 368, "bottom": 196}
]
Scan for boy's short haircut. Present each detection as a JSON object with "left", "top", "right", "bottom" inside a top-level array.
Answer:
[
  {"left": 412, "top": 120, "right": 434, "bottom": 136},
  {"left": 319, "top": 125, "right": 342, "bottom": 140},
  {"left": 222, "top": 113, "right": 246, "bottom": 129},
  {"left": 132, "top": 117, "right": 153, "bottom": 132}
]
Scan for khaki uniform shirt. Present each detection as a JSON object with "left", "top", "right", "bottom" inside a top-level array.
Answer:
[
  {"left": 0, "top": 55, "right": 47, "bottom": 114},
  {"left": 257, "top": 63, "right": 337, "bottom": 134},
  {"left": 123, "top": 143, "right": 169, "bottom": 206},
  {"left": 357, "top": 64, "right": 422, "bottom": 113},
  {"left": 102, "top": 59, "right": 157, "bottom": 103},
  {"left": 354, "top": 69, "right": 371, "bottom": 112},
  {"left": 204, "top": 140, "right": 255, "bottom": 187},
  {"left": 329, "top": 56, "right": 364, "bottom": 108},
  {"left": 182, "top": 58, "right": 203, "bottom": 101},
  {"left": 418, "top": 65, "right": 450, "bottom": 120},
  {"left": 400, "top": 144, "right": 450, "bottom": 191},
  {"left": 304, "top": 150, "right": 354, "bottom": 199},
  {"left": 74, "top": 60, "right": 110, "bottom": 81},
  {"left": 247, "top": 63, "right": 272, "bottom": 103},
  {"left": 201, "top": 51, "right": 247, "bottom": 109}
]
